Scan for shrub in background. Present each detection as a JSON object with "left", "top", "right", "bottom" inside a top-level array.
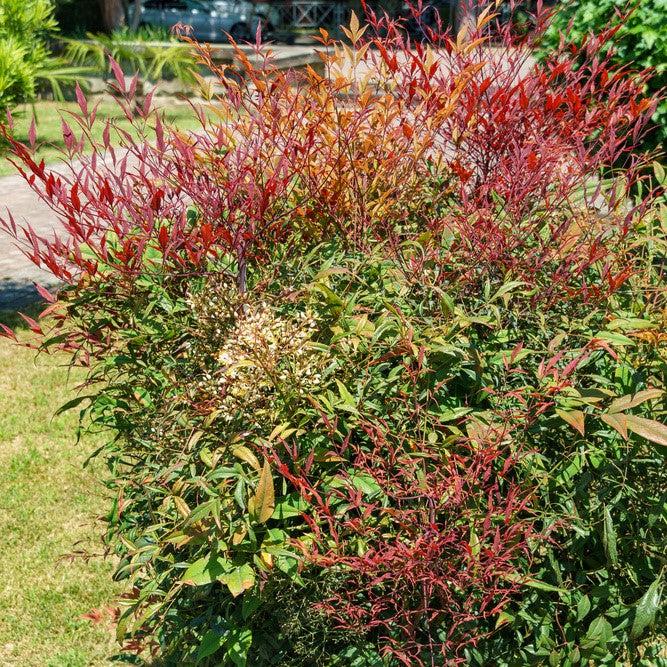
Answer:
[
  {"left": 540, "top": 0, "right": 666, "bottom": 156},
  {"left": 1, "top": 3, "right": 665, "bottom": 664},
  {"left": 0, "top": 0, "right": 91, "bottom": 112}
]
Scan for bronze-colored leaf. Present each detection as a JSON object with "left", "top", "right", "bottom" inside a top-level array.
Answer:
[
  {"left": 251, "top": 459, "right": 275, "bottom": 524},
  {"left": 556, "top": 409, "right": 585, "bottom": 436},
  {"left": 608, "top": 389, "right": 663, "bottom": 414},
  {"left": 601, "top": 413, "right": 628, "bottom": 439},
  {"left": 232, "top": 445, "right": 261, "bottom": 471},
  {"left": 625, "top": 415, "right": 667, "bottom": 449}
]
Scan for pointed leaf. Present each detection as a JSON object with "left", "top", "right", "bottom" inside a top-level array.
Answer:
[
  {"left": 196, "top": 630, "right": 225, "bottom": 663},
  {"left": 109, "top": 57, "right": 126, "bottom": 93},
  {"left": 582, "top": 616, "right": 612, "bottom": 649},
  {"left": 625, "top": 415, "right": 667, "bottom": 450},
  {"left": 608, "top": 389, "right": 663, "bottom": 414},
  {"left": 335, "top": 379, "right": 357, "bottom": 410},
  {"left": 224, "top": 628, "right": 252, "bottom": 667},
  {"left": 250, "top": 460, "right": 275, "bottom": 523},
  {"left": 75, "top": 82, "right": 88, "bottom": 116},
  {"left": 232, "top": 445, "right": 261, "bottom": 471},
  {"left": 576, "top": 595, "right": 591, "bottom": 622},
  {"left": 631, "top": 577, "right": 662, "bottom": 639},
  {"left": 601, "top": 413, "right": 628, "bottom": 439},
  {"left": 173, "top": 496, "right": 191, "bottom": 519},
  {"left": 556, "top": 409, "right": 586, "bottom": 436},
  {"left": 602, "top": 506, "right": 618, "bottom": 566}
]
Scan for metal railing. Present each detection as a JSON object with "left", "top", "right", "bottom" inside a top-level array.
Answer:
[{"left": 274, "top": 1, "right": 348, "bottom": 29}]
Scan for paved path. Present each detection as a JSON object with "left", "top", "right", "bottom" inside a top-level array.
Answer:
[{"left": 0, "top": 172, "right": 60, "bottom": 310}]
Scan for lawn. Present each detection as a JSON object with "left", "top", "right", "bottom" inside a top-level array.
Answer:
[
  {"left": 0, "top": 311, "right": 121, "bottom": 667},
  {"left": 0, "top": 99, "right": 203, "bottom": 177}
]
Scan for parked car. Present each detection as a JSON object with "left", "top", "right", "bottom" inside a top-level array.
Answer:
[{"left": 140, "top": 0, "right": 262, "bottom": 42}]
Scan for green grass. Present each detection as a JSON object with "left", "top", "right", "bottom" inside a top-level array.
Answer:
[
  {"left": 0, "top": 99, "right": 203, "bottom": 177},
  {"left": 0, "top": 312, "right": 122, "bottom": 666}
]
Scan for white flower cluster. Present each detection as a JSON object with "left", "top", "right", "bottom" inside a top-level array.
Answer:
[{"left": 192, "top": 292, "right": 327, "bottom": 421}]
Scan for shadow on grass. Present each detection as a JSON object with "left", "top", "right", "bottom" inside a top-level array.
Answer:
[{"left": 0, "top": 301, "right": 46, "bottom": 330}]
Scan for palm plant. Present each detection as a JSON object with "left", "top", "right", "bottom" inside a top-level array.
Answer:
[{"left": 64, "top": 26, "right": 199, "bottom": 87}]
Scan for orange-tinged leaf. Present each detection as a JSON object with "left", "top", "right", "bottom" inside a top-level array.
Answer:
[
  {"left": 232, "top": 445, "right": 261, "bottom": 471},
  {"left": 220, "top": 564, "right": 254, "bottom": 597},
  {"left": 173, "top": 496, "right": 191, "bottom": 518},
  {"left": 556, "top": 409, "right": 586, "bottom": 436},
  {"left": 601, "top": 413, "right": 628, "bottom": 439},
  {"left": 625, "top": 415, "right": 667, "bottom": 449},
  {"left": 250, "top": 459, "right": 275, "bottom": 524},
  {"left": 349, "top": 10, "right": 359, "bottom": 37},
  {"left": 608, "top": 388, "right": 663, "bottom": 414},
  {"left": 232, "top": 524, "right": 248, "bottom": 545}
]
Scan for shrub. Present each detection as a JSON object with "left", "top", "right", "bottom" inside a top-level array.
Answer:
[
  {"left": 539, "top": 0, "right": 667, "bottom": 156},
  {"left": 0, "top": 0, "right": 87, "bottom": 111},
  {"left": 1, "top": 3, "right": 665, "bottom": 664}
]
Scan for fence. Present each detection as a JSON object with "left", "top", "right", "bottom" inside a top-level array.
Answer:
[{"left": 273, "top": 1, "right": 349, "bottom": 29}]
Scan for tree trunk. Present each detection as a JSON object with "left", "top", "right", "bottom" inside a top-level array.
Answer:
[{"left": 99, "top": 0, "right": 126, "bottom": 32}]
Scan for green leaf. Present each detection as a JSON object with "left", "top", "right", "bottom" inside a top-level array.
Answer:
[
  {"left": 582, "top": 616, "right": 612, "bottom": 649},
  {"left": 495, "top": 610, "right": 514, "bottom": 628},
  {"left": 250, "top": 459, "right": 275, "bottom": 524},
  {"left": 490, "top": 280, "right": 527, "bottom": 303},
  {"left": 504, "top": 573, "right": 569, "bottom": 597},
  {"left": 335, "top": 379, "right": 357, "bottom": 411},
  {"left": 606, "top": 317, "right": 655, "bottom": 331},
  {"left": 272, "top": 497, "right": 309, "bottom": 519},
  {"left": 602, "top": 506, "right": 618, "bottom": 566},
  {"left": 224, "top": 628, "right": 253, "bottom": 667},
  {"left": 220, "top": 564, "right": 255, "bottom": 597},
  {"left": 631, "top": 576, "right": 662, "bottom": 639},
  {"left": 55, "top": 394, "right": 93, "bottom": 416},
  {"left": 182, "top": 553, "right": 229, "bottom": 586},
  {"left": 577, "top": 595, "right": 591, "bottom": 622},
  {"left": 196, "top": 630, "right": 225, "bottom": 663},
  {"left": 348, "top": 471, "right": 382, "bottom": 498},
  {"left": 594, "top": 331, "right": 636, "bottom": 347},
  {"left": 242, "top": 592, "right": 261, "bottom": 620}
]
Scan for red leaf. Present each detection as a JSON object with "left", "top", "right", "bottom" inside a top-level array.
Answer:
[
  {"left": 158, "top": 226, "right": 169, "bottom": 250},
  {"left": 19, "top": 313, "right": 43, "bottom": 335},
  {"left": 34, "top": 282, "right": 56, "bottom": 304},
  {"left": 71, "top": 184, "right": 81, "bottom": 212},
  {"left": 109, "top": 57, "right": 126, "bottom": 93},
  {"left": 75, "top": 83, "right": 88, "bottom": 116},
  {"left": 0, "top": 323, "right": 17, "bottom": 341},
  {"left": 28, "top": 118, "right": 37, "bottom": 148}
]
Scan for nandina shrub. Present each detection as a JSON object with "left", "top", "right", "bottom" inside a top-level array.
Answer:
[{"left": 1, "top": 2, "right": 665, "bottom": 664}]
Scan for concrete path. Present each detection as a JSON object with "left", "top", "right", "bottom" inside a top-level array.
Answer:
[{"left": 0, "top": 171, "right": 60, "bottom": 310}]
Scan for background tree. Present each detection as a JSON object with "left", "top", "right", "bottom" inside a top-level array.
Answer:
[{"left": 98, "top": 0, "right": 126, "bottom": 32}]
